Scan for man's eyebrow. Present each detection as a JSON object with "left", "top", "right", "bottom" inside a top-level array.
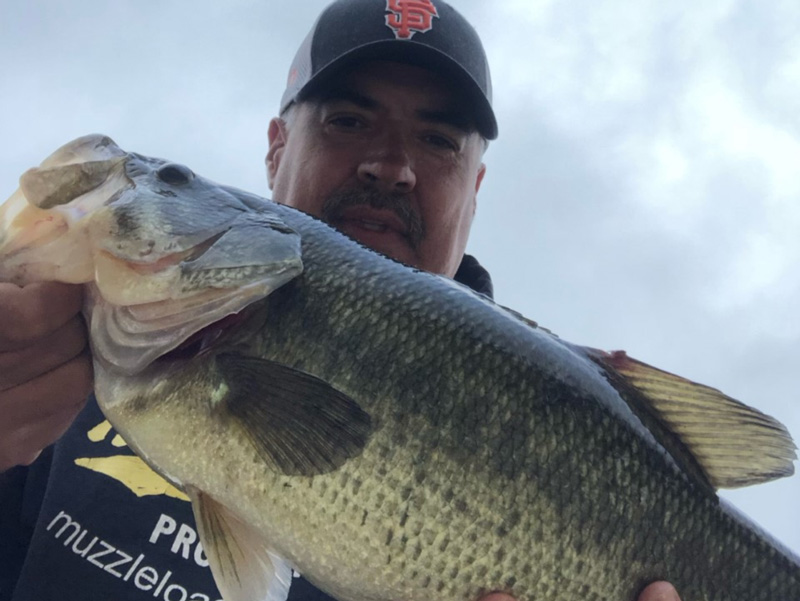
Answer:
[
  {"left": 416, "top": 109, "right": 472, "bottom": 133},
  {"left": 316, "top": 88, "right": 378, "bottom": 110}
]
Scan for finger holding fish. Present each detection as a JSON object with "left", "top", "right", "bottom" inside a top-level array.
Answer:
[
  {"left": 0, "top": 282, "right": 92, "bottom": 470},
  {"left": 472, "top": 577, "right": 682, "bottom": 600},
  {"left": 0, "top": 371, "right": 90, "bottom": 470},
  {"left": 0, "top": 282, "right": 83, "bottom": 350},
  {"left": 637, "top": 582, "right": 681, "bottom": 601},
  {"left": 0, "top": 298, "right": 87, "bottom": 390}
]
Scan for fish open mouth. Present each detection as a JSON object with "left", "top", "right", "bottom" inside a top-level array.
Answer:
[{"left": 0, "top": 134, "right": 305, "bottom": 375}]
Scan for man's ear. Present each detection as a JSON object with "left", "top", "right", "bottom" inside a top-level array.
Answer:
[
  {"left": 473, "top": 163, "right": 486, "bottom": 215},
  {"left": 266, "top": 117, "right": 288, "bottom": 190}
]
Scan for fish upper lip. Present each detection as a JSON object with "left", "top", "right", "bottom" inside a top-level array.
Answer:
[{"left": 334, "top": 206, "right": 410, "bottom": 237}]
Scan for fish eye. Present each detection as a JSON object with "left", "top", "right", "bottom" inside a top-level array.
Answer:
[{"left": 156, "top": 163, "right": 194, "bottom": 185}]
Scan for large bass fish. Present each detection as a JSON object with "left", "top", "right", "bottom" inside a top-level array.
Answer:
[{"left": 1, "top": 135, "right": 798, "bottom": 601}]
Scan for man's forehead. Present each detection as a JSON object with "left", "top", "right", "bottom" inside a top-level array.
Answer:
[{"left": 308, "top": 60, "right": 477, "bottom": 131}]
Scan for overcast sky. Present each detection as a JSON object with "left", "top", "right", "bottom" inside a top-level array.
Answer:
[{"left": 1, "top": 0, "right": 798, "bottom": 559}]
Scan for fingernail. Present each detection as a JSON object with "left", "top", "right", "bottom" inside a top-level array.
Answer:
[{"left": 647, "top": 582, "right": 680, "bottom": 601}]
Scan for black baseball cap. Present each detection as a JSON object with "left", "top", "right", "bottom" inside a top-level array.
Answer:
[{"left": 280, "top": 0, "right": 497, "bottom": 140}]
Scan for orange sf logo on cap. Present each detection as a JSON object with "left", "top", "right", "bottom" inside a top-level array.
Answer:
[{"left": 385, "top": 0, "right": 439, "bottom": 40}]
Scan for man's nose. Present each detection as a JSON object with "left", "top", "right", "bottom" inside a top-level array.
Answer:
[{"left": 357, "top": 132, "right": 416, "bottom": 192}]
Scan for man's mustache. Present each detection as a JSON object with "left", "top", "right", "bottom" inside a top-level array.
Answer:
[{"left": 321, "top": 188, "right": 425, "bottom": 249}]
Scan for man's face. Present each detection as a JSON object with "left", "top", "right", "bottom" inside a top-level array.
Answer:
[{"left": 266, "top": 61, "right": 486, "bottom": 278}]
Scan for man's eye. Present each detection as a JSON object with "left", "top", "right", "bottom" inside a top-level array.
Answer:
[
  {"left": 423, "top": 133, "right": 458, "bottom": 151},
  {"left": 328, "top": 115, "right": 365, "bottom": 129}
]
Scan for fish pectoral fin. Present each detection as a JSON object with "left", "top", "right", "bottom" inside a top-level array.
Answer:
[
  {"left": 188, "top": 487, "right": 293, "bottom": 601},
  {"left": 594, "top": 349, "right": 797, "bottom": 489},
  {"left": 216, "top": 353, "right": 373, "bottom": 476}
]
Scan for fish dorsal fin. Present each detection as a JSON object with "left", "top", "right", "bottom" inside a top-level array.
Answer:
[
  {"left": 187, "top": 487, "right": 293, "bottom": 601},
  {"left": 498, "top": 303, "right": 549, "bottom": 333},
  {"left": 595, "top": 349, "right": 796, "bottom": 489},
  {"left": 216, "top": 354, "right": 373, "bottom": 476}
]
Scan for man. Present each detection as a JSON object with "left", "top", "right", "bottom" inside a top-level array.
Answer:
[{"left": 0, "top": 0, "right": 680, "bottom": 599}]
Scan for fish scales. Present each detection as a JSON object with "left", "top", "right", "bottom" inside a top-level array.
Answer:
[
  {"left": 97, "top": 198, "right": 800, "bottom": 601},
  {"left": 2, "top": 136, "right": 798, "bottom": 601},
  {"left": 251, "top": 205, "right": 800, "bottom": 600}
]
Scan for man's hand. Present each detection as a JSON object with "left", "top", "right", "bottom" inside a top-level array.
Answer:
[
  {"left": 0, "top": 282, "right": 92, "bottom": 471},
  {"left": 477, "top": 581, "right": 681, "bottom": 601}
]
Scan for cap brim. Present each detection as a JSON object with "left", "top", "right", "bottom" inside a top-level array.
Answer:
[{"left": 294, "top": 40, "right": 497, "bottom": 140}]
